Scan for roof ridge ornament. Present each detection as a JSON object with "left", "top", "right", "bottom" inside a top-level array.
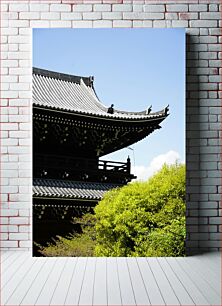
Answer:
[
  {"left": 146, "top": 105, "right": 152, "bottom": 115},
  {"left": 165, "top": 104, "right": 169, "bottom": 115},
  {"left": 89, "top": 76, "right": 94, "bottom": 87},
  {"left": 107, "top": 104, "right": 114, "bottom": 114}
]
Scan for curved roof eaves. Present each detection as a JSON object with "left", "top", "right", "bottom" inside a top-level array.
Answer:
[{"left": 33, "top": 67, "right": 169, "bottom": 121}]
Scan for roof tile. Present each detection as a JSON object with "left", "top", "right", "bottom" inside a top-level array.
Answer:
[
  {"left": 33, "top": 67, "right": 168, "bottom": 120},
  {"left": 33, "top": 178, "right": 121, "bottom": 201}
]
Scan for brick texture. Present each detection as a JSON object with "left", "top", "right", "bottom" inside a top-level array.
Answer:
[{"left": 0, "top": 0, "right": 221, "bottom": 255}]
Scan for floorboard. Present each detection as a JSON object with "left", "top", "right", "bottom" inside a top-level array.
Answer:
[
  {"left": 78, "top": 257, "right": 96, "bottom": 306},
  {"left": 93, "top": 257, "right": 107, "bottom": 305},
  {"left": 107, "top": 257, "right": 122, "bottom": 306},
  {"left": 36, "top": 257, "right": 67, "bottom": 305},
  {"left": 1, "top": 251, "right": 220, "bottom": 306},
  {"left": 148, "top": 257, "right": 180, "bottom": 305},
  {"left": 19, "top": 258, "right": 56, "bottom": 305},
  {"left": 64, "top": 257, "right": 87, "bottom": 305},
  {"left": 166, "top": 257, "right": 210, "bottom": 305},
  {"left": 2, "top": 251, "right": 22, "bottom": 273},
  {"left": 0, "top": 251, "right": 14, "bottom": 263},
  {"left": 3, "top": 257, "right": 41, "bottom": 305},
  {"left": 50, "top": 257, "right": 77, "bottom": 305},
  {"left": 127, "top": 257, "right": 150, "bottom": 305},
  {"left": 187, "top": 256, "right": 219, "bottom": 291},
  {"left": 176, "top": 257, "right": 220, "bottom": 305},
  {"left": 157, "top": 257, "right": 195, "bottom": 305},
  {"left": 117, "top": 257, "right": 136, "bottom": 305},
  {"left": 1, "top": 253, "right": 28, "bottom": 290},
  {"left": 137, "top": 257, "right": 165, "bottom": 305},
  {"left": 195, "top": 252, "right": 220, "bottom": 274}
]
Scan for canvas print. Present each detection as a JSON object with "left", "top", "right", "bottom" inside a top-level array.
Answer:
[{"left": 33, "top": 29, "right": 185, "bottom": 257}]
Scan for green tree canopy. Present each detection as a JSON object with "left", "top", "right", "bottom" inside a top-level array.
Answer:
[{"left": 94, "top": 163, "right": 186, "bottom": 257}]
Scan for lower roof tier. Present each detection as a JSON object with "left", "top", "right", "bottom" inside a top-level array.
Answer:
[{"left": 33, "top": 178, "right": 121, "bottom": 201}]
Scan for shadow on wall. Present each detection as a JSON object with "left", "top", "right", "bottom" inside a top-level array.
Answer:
[
  {"left": 186, "top": 33, "right": 200, "bottom": 255},
  {"left": 186, "top": 33, "right": 217, "bottom": 255}
]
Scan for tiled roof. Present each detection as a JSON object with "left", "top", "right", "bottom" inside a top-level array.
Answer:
[
  {"left": 33, "top": 68, "right": 168, "bottom": 120},
  {"left": 33, "top": 178, "right": 121, "bottom": 201}
]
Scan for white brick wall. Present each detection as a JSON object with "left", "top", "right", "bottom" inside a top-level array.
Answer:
[{"left": 1, "top": 0, "right": 221, "bottom": 255}]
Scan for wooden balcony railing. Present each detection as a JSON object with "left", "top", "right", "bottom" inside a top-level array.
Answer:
[{"left": 34, "top": 154, "right": 135, "bottom": 184}]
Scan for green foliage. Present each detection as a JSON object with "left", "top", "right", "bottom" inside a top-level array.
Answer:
[
  {"left": 133, "top": 217, "right": 186, "bottom": 257},
  {"left": 38, "top": 163, "right": 186, "bottom": 257},
  {"left": 38, "top": 213, "right": 96, "bottom": 257},
  {"left": 95, "top": 163, "right": 186, "bottom": 257}
]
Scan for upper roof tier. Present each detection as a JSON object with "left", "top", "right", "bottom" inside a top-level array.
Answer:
[{"left": 33, "top": 67, "right": 169, "bottom": 120}]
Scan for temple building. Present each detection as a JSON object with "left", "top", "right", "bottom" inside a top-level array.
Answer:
[{"left": 32, "top": 67, "right": 169, "bottom": 253}]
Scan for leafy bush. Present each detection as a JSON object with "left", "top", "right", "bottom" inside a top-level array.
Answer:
[
  {"left": 133, "top": 217, "right": 186, "bottom": 257},
  {"left": 39, "top": 163, "right": 186, "bottom": 257},
  {"left": 94, "top": 163, "right": 186, "bottom": 257},
  {"left": 38, "top": 213, "right": 96, "bottom": 257}
]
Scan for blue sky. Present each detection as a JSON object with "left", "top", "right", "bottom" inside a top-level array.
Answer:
[{"left": 33, "top": 28, "right": 185, "bottom": 180}]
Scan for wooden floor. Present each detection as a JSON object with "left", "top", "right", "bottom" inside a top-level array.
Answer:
[{"left": 1, "top": 251, "right": 220, "bottom": 306}]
